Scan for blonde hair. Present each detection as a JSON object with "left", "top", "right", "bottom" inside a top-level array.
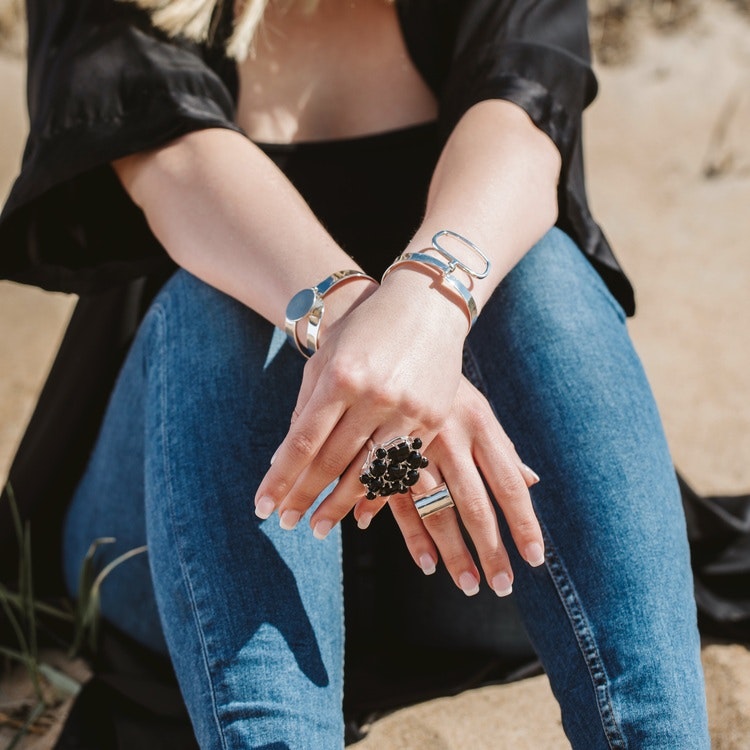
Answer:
[{"left": 130, "top": 0, "right": 295, "bottom": 61}]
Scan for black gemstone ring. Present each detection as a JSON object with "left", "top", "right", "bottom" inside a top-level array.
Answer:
[{"left": 359, "top": 436, "right": 429, "bottom": 499}]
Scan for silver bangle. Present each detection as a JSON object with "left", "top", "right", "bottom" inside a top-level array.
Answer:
[
  {"left": 284, "top": 270, "right": 377, "bottom": 358},
  {"left": 381, "top": 231, "right": 491, "bottom": 331}
]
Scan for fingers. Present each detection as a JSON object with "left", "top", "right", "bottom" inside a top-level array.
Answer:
[
  {"left": 256, "top": 406, "right": 372, "bottom": 532},
  {"left": 308, "top": 429, "right": 430, "bottom": 536},
  {"left": 422, "top": 448, "right": 516, "bottom": 597},
  {"left": 390, "top": 463, "right": 483, "bottom": 595}
]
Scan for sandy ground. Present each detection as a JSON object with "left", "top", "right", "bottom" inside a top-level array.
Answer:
[{"left": 1, "top": 2, "right": 749, "bottom": 748}]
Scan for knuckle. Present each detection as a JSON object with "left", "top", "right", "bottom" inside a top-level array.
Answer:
[
  {"left": 420, "top": 404, "right": 447, "bottom": 432},
  {"left": 422, "top": 507, "right": 454, "bottom": 531},
  {"left": 456, "top": 496, "right": 491, "bottom": 527},
  {"left": 442, "top": 549, "right": 471, "bottom": 571},
  {"left": 511, "top": 514, "right": 540, "bottom": 539},
  {"left": 494, "top": 471, "right": 528, "bottom": 500},
  {"left": 467, "top": 402, "right": 495, "bottom": 433},
  {"left": 327, "top": 361, "right": 363, "bottom": 394},
  {"left": 315, "top": 450, "right": 345, "bottom": 478},
  {"left": 288, "top": 430, "right": 317, "bottom": 461},
  {"left": 401, "top": 526, "right": 428, "bottom": 549}
]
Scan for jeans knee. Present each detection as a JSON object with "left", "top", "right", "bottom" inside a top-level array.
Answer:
[{"left": 478, "top": 229, "right": 627, "bottom": 351}]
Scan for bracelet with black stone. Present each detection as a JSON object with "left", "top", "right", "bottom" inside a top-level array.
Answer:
[{"left": 359, "top": 436, "right": 429, "bottom": 499}]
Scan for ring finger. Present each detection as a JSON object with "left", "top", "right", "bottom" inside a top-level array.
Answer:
[{"left": 390, "top": 463, "right": 482, "bottom": 597}]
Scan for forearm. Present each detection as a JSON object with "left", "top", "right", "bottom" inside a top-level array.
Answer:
[
  {"left": 114, "top": 128, "right": 376, "bottom": 330},
  {"left": 391, "top": 99, "right": 562, "bottom": 315}
]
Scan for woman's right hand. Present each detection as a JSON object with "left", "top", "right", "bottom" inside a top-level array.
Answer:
[
  {"left": 254, "top": 270, "right": 545, "bottom": 594},
  {"left": 254, "top": 266, "right": 470, "bottom": 533}
]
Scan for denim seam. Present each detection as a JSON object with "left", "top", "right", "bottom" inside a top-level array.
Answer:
[
  {"left": 541, "top": 526, "right": 627, "bottom": 750},
  {"left": 152, "top": 303, "right": 230, "bottom": 750}
]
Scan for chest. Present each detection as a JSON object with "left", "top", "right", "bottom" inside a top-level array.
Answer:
[{"left": 235, "top": 0, "right": 437, "bottom": 143}]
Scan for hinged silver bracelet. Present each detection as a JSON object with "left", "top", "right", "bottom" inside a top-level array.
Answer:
[
  {"left": 381, "top": 231, "right": 491, "bottom": 331},
  {"left": 284, "top": 270, "right": 377, "bottom": 358}
]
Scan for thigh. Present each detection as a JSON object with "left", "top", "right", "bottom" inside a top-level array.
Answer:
[
  {"left": 464, "top": 228, "right": 709, "bottom": 748},
  {"left": 63, "top": 270, "right": 346, "bottom": 749}
]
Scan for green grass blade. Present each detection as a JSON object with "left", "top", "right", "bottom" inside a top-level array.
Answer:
[
  {"left": 4, "top": 483, "right": 23, "bottom": 554},
  {"left": 5, "top": 699, "right": 46, "bottom": 750},
  {"left": 0, "top": 586, "right": 74, "bottom": 622},
  {"left": 22, "top": 523, "right": 37, "bottom": 663}
]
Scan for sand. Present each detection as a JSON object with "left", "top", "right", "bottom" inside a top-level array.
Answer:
[{"left": 1, "top": 1, "right": 749, "bottom": 747}]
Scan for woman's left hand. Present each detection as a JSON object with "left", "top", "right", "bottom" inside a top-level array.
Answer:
[{"left": 351, "top": 376, "right": 545, "bottom": 596}]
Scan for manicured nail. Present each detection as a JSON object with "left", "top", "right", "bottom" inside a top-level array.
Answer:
[
  {"left": 458, "top": 572, "right": 480, "bottom": 596},
  {"left": 357, "top": 512, "right": 373, "bottom": 530},
  {"left": 525, "top": 542, "right": 545, "bottom": 567},
  {"left": 270, "top": 448, "right": 279, "bottom": 465},
  {"left": 491, "top": 572, "right": 513, "bottom": 597},
  {"left": 313, "top": 519, "right": 333, "bottom": 540},
  {"left": 279, "top": 509, "right": 300, "bottom": 530},
  {"left": 419, "top": 553, "right": 436, "bottom": 576},
  {"left": 520, "top": 463, "right": 541, "bottom": 485},
  {"left": 255, "top": 496, "right": 275, "bottom": 520}
]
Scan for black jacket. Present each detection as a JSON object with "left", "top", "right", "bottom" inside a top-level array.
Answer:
[
  {"left": 3, "top": 5, "right": 750, "bottom": 745},
  {"left": 0, "top": 0, "right": 631, "bottom": 307},
  {"left": 0, "top": 0, "right": 634, "bottom": 587}
]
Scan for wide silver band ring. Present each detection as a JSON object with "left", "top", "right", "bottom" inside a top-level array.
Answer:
[{"left": 412, "top": 482, "right": 455, "bottom": 519}]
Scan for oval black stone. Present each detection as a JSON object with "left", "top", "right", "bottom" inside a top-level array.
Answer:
[
  {"left": 388, "top": 464, "right": 407, "bottom": 480},
  {"left": 412, "top": 437, "right": 423, "bottom": 449},
  {"left": 359, "top": 474, "right": 370, "bottom": 485},
  {"left": 420, "top": 457, "right": 429, "bottom": 468},
  {"left": 375, "top": 447, "right": 387, "bottom": 459},
  {"left": 403, "top": 470, "right": 419, "bottom": 486},
  {"left": 407, "top": 451, "right": 422, "bottom": 468},
  {"left": 366, "top": 491, "right": 377, "bottom": 500},
  {"left": 396, "top": 483, "right": 407, "bottom": 494},
  {"left": 370, "top": 460, "right": 387, "bottom": 477},
  {"left": 394, "top": 443, "right": 410, "bottom": 461}
]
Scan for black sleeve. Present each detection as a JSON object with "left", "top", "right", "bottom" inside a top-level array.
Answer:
[
  {"left": 0, "top": 0, "right": 241, "bottom": 293},
  {"left": 398, "top": 0, "right": 634, "bottom": 315},
  {"left": 441, "top": 0, "right": 597, "bottom": 159},
  {"left": 400, "top": 0, "right": 596, "bottom": 158}
]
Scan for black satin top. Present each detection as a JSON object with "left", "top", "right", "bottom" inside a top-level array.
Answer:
[{"left": 259, "top": 122, "right": 440, "bottom": 278}]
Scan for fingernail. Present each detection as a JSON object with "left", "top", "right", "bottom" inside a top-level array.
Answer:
[
  {"left": 491, "top": 572, "right": 513, "bottom": 597},
  {"left": 524, "top": 542, "right": 545, "bottom": 567},
  {"left": 313, "top": 519, "right": 333, "bottom": 540},
  {"left": 357, "top": 512, "right": 373, "bottom": 530},
  {"left": 270, "top": 448, "right": 279, "bottom": 465},
  {"left": 458, "top": 572, "right": 480, "bottom": 596},
  {"left": 419, "top": 553, "right": 436, "bottom": 576},
  {"left": 255, "top": 496, "right": 275, "bottom": 520},
  {"left": 279, "top": 509, "right": 300, "bottom": 530},
  {"left": 521, "top": 463, "right": 541, "bottom": 485}
]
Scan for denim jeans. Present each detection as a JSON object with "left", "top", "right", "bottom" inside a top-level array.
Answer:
[{"left": 62, "top": 228, "right": 710, "bottom": 749}]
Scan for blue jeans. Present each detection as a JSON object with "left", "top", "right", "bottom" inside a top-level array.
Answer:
[{"left": 62, "top": 228, "right": 710, "bottom": 749}]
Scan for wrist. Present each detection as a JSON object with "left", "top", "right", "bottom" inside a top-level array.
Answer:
[
  {"left": 318, "top": 276, "right": 379, "bottom": 342},
  {"left": 382, "top": 230, "right": 492, "bottom": 334},
  {"left": 378, "top": 263, "right": 470, "bottom": 339}
]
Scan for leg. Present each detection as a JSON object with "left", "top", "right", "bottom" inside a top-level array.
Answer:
[
  {"left": 62, "top": 270, "right": 345, "bottom": 750},
  {"left": 464, "top": 228, "right": 709, "bottom": 748}
]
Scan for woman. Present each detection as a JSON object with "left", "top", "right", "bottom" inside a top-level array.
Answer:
[{"left": 0, "top": 0, "right": 710, "bottom": 747}]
